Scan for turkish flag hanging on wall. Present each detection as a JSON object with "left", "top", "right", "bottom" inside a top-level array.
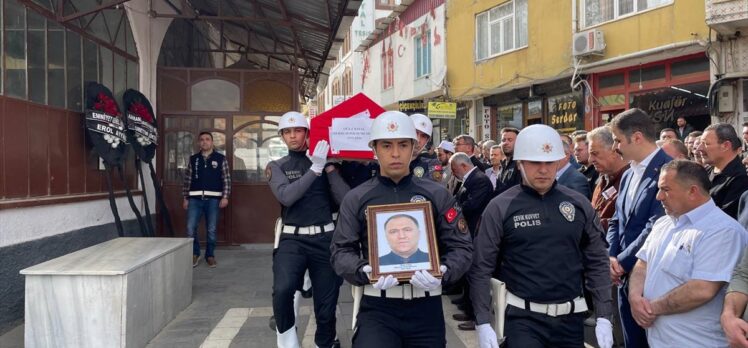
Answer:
[{"left": 309, "top": 93, "right": 386, "bottom": 160}]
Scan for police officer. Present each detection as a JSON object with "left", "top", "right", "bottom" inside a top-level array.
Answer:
[
  {"left": 330, "top": 111, "right": 473, "bottom": 347},
  {"left": 410, "top": 113, "right": 444, "bottom": 182},
  {"left": 183, "top": 131, "right": 230, "bottom": 268},
  {"left": 267, "top": 111, "right": 349, "bottom": 348},
  {"left": 468, "top": 124, "right": 614, "bottom": 348}
]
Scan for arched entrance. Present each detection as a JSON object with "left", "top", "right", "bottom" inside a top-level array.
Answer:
[{"left": 158, "top": 68, "right": 298, "bottom": 244}]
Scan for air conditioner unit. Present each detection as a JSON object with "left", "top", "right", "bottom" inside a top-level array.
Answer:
[{"left": 572, "top": 29, "right": 606, "bottom": 57}]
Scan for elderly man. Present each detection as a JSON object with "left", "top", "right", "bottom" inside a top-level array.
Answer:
[
  {"left": 659, "top": 138, "right": 689, "bottom": 160},
  {"left": 450, "top": 151, "right": 494, "bottom": 331},
  {"left": 689, "top": 131, "right": 705, "bottom": 165},
  {"left": 628, "top": 160, "right": 747, "bottom": 347},
  {"left": 557, "top": 138, "right": 591, "bottom": 199},
  {"left": 437, "top": 140, "right": 455, "bottom": 188},
  {"left": 588, "top": 126, "right": 629, "bottom": 231},
  {"left": 485, "top": 145, "right": 505, "bottom": 190},
  {"left": 482, "top": 140, "right": 496, "bottom": 167},
  {"left": 575, "top": 133, "right": 600, "bottom": 193},
  {"left": 454, "top": 134, "right": 489, "bottom": 171},
  {"left": 697, "top": 123, "right": 748, "bottom": 219},
  {"left": 659, "top": 128, "right": 678, "bottom": 141}
]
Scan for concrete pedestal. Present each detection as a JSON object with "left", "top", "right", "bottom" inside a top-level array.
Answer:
[{"left": 21, "top": 237, "right": 193, "bottom": 348}]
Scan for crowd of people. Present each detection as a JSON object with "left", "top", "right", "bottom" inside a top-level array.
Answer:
[{"left": 182, "top": 107, "right": 748, "bottom": 348}]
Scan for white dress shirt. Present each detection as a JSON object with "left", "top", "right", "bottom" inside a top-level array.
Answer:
[
  {"left": 625, "top": 148, "right": 658, "bottom": 215},
  {"left": 636, "top": 200, "right": 748, "bottom": 347},
  {"left": 485, "top": 166, "right": 501, "bottom": 190},
  {"left": 556, "top": 162, "right": 572, "bottom": 180}
]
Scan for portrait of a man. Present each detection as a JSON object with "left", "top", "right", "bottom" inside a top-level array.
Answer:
[{"left": 378, "top": 212, "right": 431, "bottom": 272}]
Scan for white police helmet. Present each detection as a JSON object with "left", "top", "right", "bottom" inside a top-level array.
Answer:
[
  {"left": 278, "top": 111, "right": 309, "bottom": 131},
  {"left": 410, "top": 113, "right": 433, "bottom": 137},
  {"left": 513, "top": 124, "right": 565, "bottom": 162},
  {"left": 368, "top": 111, "right": 418, "bottom": 149}
]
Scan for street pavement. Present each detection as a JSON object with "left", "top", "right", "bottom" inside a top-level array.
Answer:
[{"left": 0, "top": 244, "right": 615, "bottom": 347}]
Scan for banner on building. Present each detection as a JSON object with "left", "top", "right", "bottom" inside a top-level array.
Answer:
[
  {"left": 399, "top": 100, "right": 426, "bottom": 114},
  {"left": 548, "top": 94, "right": 584, "bottom": 133},
  {"left": 482, "top": 106, "right": 492, "bottom": 141},
  {"left": 630, "top": 87, "right": 708, "bottom": 128},
  {"left": 428, "top": 101, "right": 457, "bottom": 119}
]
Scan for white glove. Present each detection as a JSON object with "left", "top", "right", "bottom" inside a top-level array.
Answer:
[
  {"left": 595, "top": 318, "right": 613, "bottom": 348},
  {"left": 409, "top": 270, "right": 441, "bottom": 291},
  {"left": 373, "top": 275, "right": 399, "bottom": 290},
  {"left": 310, "top": 140, "right": 329, "bottom": 174},
  {"left": 361, "top": 265, "right": 399, "bottom": 290},
  {"left": 476, "top": 323, "right": 499, "bottom": 348}
]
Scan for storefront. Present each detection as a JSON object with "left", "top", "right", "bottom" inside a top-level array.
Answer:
[{"left": 590, "top": 53, "right": 710, "bottom": 131}]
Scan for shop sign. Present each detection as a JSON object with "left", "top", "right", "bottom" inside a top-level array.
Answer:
[
  {"left": 399, "top": 100, "right": 426, "bottom": 113},
  {"left": 630, "top": 87, "right": 708, "bottom": 124},
  {"left": 482, "top": 106, "right": 492, "bottom": 141},
  {"left": 548, "top": 94, "right": 584, "bottom": 133},
  {"left": 428, "top": 101, "right": 457, "bottom": 119}
]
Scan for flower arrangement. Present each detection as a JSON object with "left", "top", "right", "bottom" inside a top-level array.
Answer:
[
  {"left": 93, "top": 92, "right": 120, "bottom": 116},
  {"left": 129, "top": 101, "right": 153, "bottom": 123}
]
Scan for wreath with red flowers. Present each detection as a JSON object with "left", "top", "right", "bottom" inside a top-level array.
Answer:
[
  {"left": 92, "top": 92, "right": 121, "bottom": 117},
  {"left": 128, "top": 101, "right": 153, "bottom": 123}
]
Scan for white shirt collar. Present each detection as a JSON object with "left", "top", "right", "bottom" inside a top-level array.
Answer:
[
  {"left": 632, "top": 148, "right": 659, "bottom": 170},
  {"left": 463, "top": 166, "right": 478, "bottom": 182},
  {"left": 670, "top": 199, "right": 717, "bottom": 228},
  {"left": 556, "top": 162, "right": 572, "bottom": 179}
]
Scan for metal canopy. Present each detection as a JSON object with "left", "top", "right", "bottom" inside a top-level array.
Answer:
[
  {"left": 153, "top": 0, "right": 361, "bottom": 99},
  {"left": 21, "top": 0, "right": 361, "bottom": 100}
]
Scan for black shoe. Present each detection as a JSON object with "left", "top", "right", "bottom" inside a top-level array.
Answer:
[
  {"left": 268, "top": 315, "right": 276, "bottom": 331},
  {"left": 458, "top": 321, "right": 476, "bottom": 331},
  {"left": 452, "top": 313, "right": 473, "bottom": 322},
  {"left": 301, "top": 287, "right": 313, "bottom": 299},
  {"left": 332, "top": 339, "right": 341, "bottom": 348}
]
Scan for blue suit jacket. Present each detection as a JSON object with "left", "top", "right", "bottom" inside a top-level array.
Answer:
[
  {"left": 607, "top": 149, "right": 672, "bottom": 273},
  {"left": 558, "top": 165, "right": 591, "bottom": 199}
]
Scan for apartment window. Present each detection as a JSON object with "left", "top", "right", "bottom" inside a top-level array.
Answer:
[
  {"left": 475, "top": 0, "right": 528, "bottom": 60},
  {"left": 583, "top": 0, "right": 672, "bottom": 27},
  {"left": 382, "top": 44, "right": 394, "bottom": 90},
  {"left": 415, "top": 31, "right": 431, "bottom": 78}
]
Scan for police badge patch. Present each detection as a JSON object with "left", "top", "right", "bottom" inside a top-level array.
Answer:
[
  {"left": 211, "top": 160, "right": 218, "bottom": 169},
  {"left": 559, "top": 201, "right": 575, "bottom": 222},
  {"left": 458, "top": 218, "right": 468, "bottom": 233},
  {"left": 264, "top": 164, "right": 272, "bottom": 181},
  {"left": 410, "top": 195, "right": 427, "bottom": 203},
  {"left": 414, "top": 166, "right": 425, "bottom": 177},
  {"left": 432, "top": 171, "right": 443, "bottom": 181}
]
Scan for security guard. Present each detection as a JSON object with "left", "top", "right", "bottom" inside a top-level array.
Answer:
[
  {"left": 330, "top": 111, "right": 473, "bottom": 347},
  {"left": 409, "top": 113, "right": 444, "bottom": 182},
  {"left": 267, "top": 111, "right": 349, "bottom": 348},
  {"left": 468, "top": 124, "right": 614, "bottom": 348}
]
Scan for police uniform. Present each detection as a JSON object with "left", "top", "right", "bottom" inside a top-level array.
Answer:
[
  {"left": 267, "top": 149, "right": 349, "bottom": 348},
  {"left": 330, "top": 174, "right": 473, "bottom": 347},
  {"left": 410, "top": 152, "right": 444, "bottom": 183},
  {"left": 469, "top": 182, "right": 612, "bottom": 347},
  {"left": 183, "top": 150, "right": 230, "bottom": 259}
]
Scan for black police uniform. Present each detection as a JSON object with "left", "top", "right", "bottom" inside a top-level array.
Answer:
[
  {"left": 410, "top": 152, "right": 444, "bottom": 183},
  {"left": 469, "top": 182, "right": 612, "bottom": 347},
  {"left": 330, "top": 174, "right": 473, "bottom": 347},
  {"left": 267, "top": 149, "right": 349, "bottom": 348}
]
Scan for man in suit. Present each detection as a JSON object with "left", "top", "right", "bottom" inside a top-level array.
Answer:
[
  {"left": 675, "top": 116, "right": 693, "bottom": 142},
  {"left": 449, "top": 152, "right": 493, "bottom": 331},
  {"left": 608, "top": 108, "right": 672, "bottom": 348},
  {"left": 557, "top": 139, "right": 592, "bottom": 199},
  {"left": 454, "top": 134, "right": 489, "bottom": 172}
]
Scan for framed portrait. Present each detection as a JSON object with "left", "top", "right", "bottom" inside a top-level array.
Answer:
[{"left": 367, "top": 202, "right": 442, "bottom": 282}]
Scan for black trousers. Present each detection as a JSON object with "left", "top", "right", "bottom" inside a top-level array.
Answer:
[
  {"left": 353, "top": 295, "right": 446, "bottom": 348},
  {"left": 503, "top": 305, "right": 585, "bottom": 348},
  {"left": 272, "top": 232, "right": 342, "bottom": 348}
]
